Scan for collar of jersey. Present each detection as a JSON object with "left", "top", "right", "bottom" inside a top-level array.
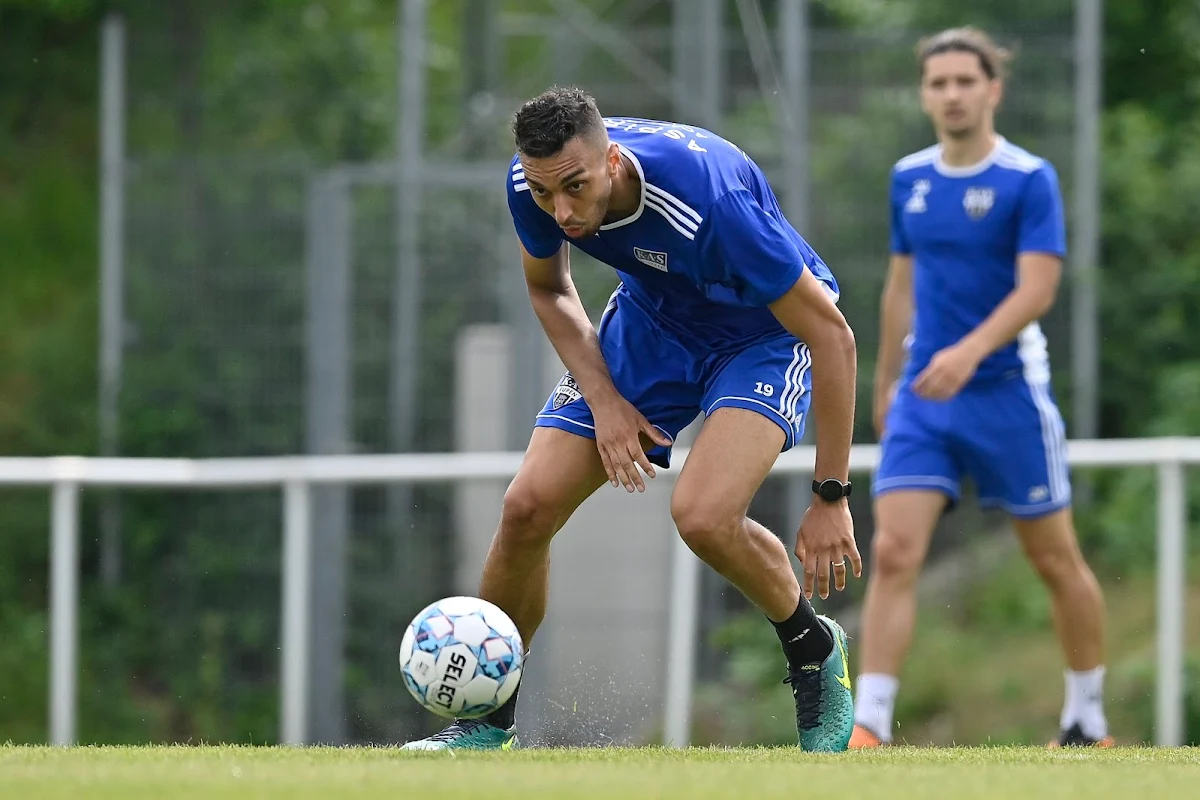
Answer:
[
  {"left": 599, "top": 144, "right": 646, "bottom": 231},
  {"left": 933, "top": 135, "right": 1006, "bottom": 178}
]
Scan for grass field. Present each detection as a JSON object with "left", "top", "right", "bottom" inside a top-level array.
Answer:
[{"left": 1, "top": 745, "right": 1196, "bottom": 799}]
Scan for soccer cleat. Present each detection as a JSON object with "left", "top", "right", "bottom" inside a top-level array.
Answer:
[
  {"left": 848, "top": 723, "right": 885, "bottom": 748},
  {"left": 399, "top": 719, "right": 519, "bottom": 751},
  {"left": 783, "top": 615, "right": 855, "bottom": 752},
  {"left": 1047, "top": 723, "right": 1114, "bottom": 749}
]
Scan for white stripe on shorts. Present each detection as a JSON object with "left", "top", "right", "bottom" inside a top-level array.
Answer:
[{"left": 1028, "top": 380, "right": 1071, "bottom": 502}]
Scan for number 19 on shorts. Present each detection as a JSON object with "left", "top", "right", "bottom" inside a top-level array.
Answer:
[{"left": 754, "top": 382, "right": 774, "bottom": 397}]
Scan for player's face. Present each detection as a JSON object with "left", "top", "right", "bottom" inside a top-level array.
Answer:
[
  {"left": 519, "top": 136, "right": 617, "bottom": 239},
  {"left": 920, "top": 51, "right": 1002, "bottom": 138}
]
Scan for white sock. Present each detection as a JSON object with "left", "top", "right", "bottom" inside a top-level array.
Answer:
[
  {"left": 1061, "top": 666, "right": 1107, "bottom": 739},
  {"left": 854, "top": 673, "right": 899, "bottom": 742}
]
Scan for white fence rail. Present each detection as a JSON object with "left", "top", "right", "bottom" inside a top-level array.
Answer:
[{"left": 1, "top": 437, "right": 1194, "bottom": 748}]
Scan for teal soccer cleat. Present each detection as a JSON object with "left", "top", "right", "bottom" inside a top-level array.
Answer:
[
  {"left": 400, "top": 719, "right": 519, "bottom": 752},
  {"left": 783, "top": 615, "right": 854, "bottom": 752}
]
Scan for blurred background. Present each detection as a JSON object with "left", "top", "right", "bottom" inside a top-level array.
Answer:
[{"left": 2, "top": 0, "right": 1199, "bottom": 749}]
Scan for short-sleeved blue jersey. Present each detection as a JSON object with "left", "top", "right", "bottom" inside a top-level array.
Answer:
[
  {"left": 889, "top": 137, "right": 1067, "bottom": 387},
  {"left": 506, "top": 117, "right": 838, "bottom": 347}
]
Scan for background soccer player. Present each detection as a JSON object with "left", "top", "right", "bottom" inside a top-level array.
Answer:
[
  {"left": 851, "top": 28, "right": 1112, "bottom": 749},
  {"left": 403, "top": 87, "right": 860, "bottom": 752}
]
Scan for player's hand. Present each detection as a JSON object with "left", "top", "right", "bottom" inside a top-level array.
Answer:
[
  {"left": 794, "top": 501, "right": 861, "bottom": 601},
  {"left": 912, "top": 342, "right": 981, "bottom": 401},
  {"left": 591, "top": 395, "right": 673, "bottom": 493},
  {"left": 872, "top": 380, "right": 897, "bottom": 438}
]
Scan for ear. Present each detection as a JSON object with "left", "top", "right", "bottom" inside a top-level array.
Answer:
[
  {"left": 606, "top": 141, "right": 621, "bottom": 174},
  {"left": 989, "top": 78, "right": 1004, "bottom": 108}
]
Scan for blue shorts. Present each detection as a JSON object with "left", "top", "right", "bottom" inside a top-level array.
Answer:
[
  {"left": 535, "top": 290, "right": 812, "bottom": 468},
  {"left": 872, "top": 377, "right": 1072, "bottom": 519}
]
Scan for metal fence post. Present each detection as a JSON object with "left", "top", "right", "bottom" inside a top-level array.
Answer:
[
  {"left": 1156, "top": 460, "right": 1186, "bottom": 747},
  {"left": 280, "top": 479, "right": 313, "bottom": 745},
  {"left": 50, "top": 481, "right": 81, "bottom": 746},
  {"left": 663, "top": 534, "right": 702, "bottom": 748},
  {"left": 305, "top": 171, "right": 353, "bottom": 744},
  {"left": 98, "top": 13, "right": 127, "bottom": 588}
]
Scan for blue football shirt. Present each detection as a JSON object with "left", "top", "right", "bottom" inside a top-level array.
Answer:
[
  {"left": 889, "top": 136, "right": 1067, "bottom": 386},
  {"left": 506, "top": 117, "right": 839, "bottom": 348}
]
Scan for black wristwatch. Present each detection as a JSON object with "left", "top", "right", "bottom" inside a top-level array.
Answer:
[{"left": 812, "top": 478, "right": 852, "bottom": 503}]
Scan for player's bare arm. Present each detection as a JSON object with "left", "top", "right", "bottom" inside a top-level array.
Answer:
[
  {"left": 521, "top": 240, "right": 615, "bottom": 407},
  {"left": 913, "top": 251, "right": 1061, "bottom": 400},
  {"left": 768, "top": 268, "right": 862, "bottom": 600},
  {"left": 873, "top": 254, "right": 914, "bottom": 435},
  {"left": 521, "top": 241, "right": 671, "bottom": 493}
]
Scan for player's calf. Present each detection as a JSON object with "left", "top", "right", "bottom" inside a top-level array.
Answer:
[{"left": 671, "top": 504, "right": 805, "bottom": 623}]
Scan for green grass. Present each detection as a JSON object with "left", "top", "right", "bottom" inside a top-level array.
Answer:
[{"left": 0, "top": 745, "right": 1197, "bottom": 799}]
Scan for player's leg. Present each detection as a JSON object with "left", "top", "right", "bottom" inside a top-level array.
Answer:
[
  {"left": 851, "top": 490, "right": 946, "bottom": 746},
  {"left": 851, "top": 385, "right": 959, "bottom": 747},
  {"left": 681, "top": 336, "right": 853, "bottom": 751},
  {"left": 669, "top": 407, "right": 800, "bottom": 621},
  {"left": 960, "top": 379, "right": 1110, "bottom": 747},
  {"left": 1011, "top": 509, "right": 1110, "bottom": 747},
  {"left": 479, "top": 427, "right": 610, "bottom": 646},
  {"left": 401, "top": 426, "right": 609, "bottom": 751}
]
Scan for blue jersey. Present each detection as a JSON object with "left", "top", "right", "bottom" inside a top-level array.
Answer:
[
  {"left": 506, "top": 117, "right": 838, "bottom": 348},
  {"left": 889, "top": 136, "right": 1067, "bottom": 386}
]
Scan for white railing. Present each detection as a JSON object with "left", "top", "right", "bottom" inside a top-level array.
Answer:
[{"left": 0, "top": 437, "right": 1194, "bottom": 748}]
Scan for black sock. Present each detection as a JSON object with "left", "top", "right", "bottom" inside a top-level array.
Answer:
[
  {"left": 770, "top": 595, "right": 834, "bottom": 668},
  {"left": 483, "top": 682, "right": 520, "bottom": 730}
]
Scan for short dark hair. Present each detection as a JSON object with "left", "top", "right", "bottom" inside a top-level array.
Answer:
[
  {"left": 512, "top": 86, "right": 606, "bottom": 159},
  {"left": 917, "top": 27, "right": 1012, "bottom": 81}
]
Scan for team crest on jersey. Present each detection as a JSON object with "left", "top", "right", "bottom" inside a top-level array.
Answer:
[
  {"left": 905, "top": 180, "right": 931, "bottom": 213},
  {"left": 551, "top": 373, "right": 582, "bottom": 409},
  {"left": 963, "top": 186, "right": 995, "bottom": 219},
  {"left": 633, "top": 247, "right": 669, "bottom": 272}
]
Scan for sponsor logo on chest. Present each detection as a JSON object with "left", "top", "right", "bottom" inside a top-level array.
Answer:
[{"left": 633, "top": 246, "right": 669, "bottom": 272}]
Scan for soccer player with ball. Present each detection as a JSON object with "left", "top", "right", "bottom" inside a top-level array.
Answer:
[{"left": 402, "top": 86, "right": 861, "bottom": 752}]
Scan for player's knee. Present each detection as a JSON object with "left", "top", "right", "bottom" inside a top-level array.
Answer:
[
  {"left": 670, "top": 493, "right": 739, "bottom": 556},
  {"left": 870, "top": 527, "right": 925, "bottom": 580},
  {"left": 1025, "top": 543, "right": 1084, "bottom": 586},
  {"left": 1016, "top": 513, "right": 1089, "bottom": 587},
  {"left": 498, "top": 481, "right": 560, "bottom": 548}
]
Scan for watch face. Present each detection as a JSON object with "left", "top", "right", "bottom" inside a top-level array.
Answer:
[{"left": 818, "top": 480, "right": 847, "bottom": 501}]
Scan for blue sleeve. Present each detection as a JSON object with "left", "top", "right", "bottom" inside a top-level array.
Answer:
[
  {"left": 506, "top": 164, "right": 564, "bottom": 259},
  {"left": 889, "top": 169, "right": 912, "bottom": 255},
  {"left": 697, "top": 189, "right": 807, "bottom": 307},
  {"left": 1018, "top": 164, "right": 1067, "bottom": 258}
]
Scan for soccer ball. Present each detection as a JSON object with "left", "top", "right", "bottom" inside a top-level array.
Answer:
[{"left": 399, "top": 595, "right": 524, "bottom": 719}]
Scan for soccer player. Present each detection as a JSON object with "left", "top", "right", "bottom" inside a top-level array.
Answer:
[
  {"left": 402, "top": 86, "right": 861, "bottom": 752},
  {"left": 849, "top": 28, "right": 1112, "bottom": 749}
]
